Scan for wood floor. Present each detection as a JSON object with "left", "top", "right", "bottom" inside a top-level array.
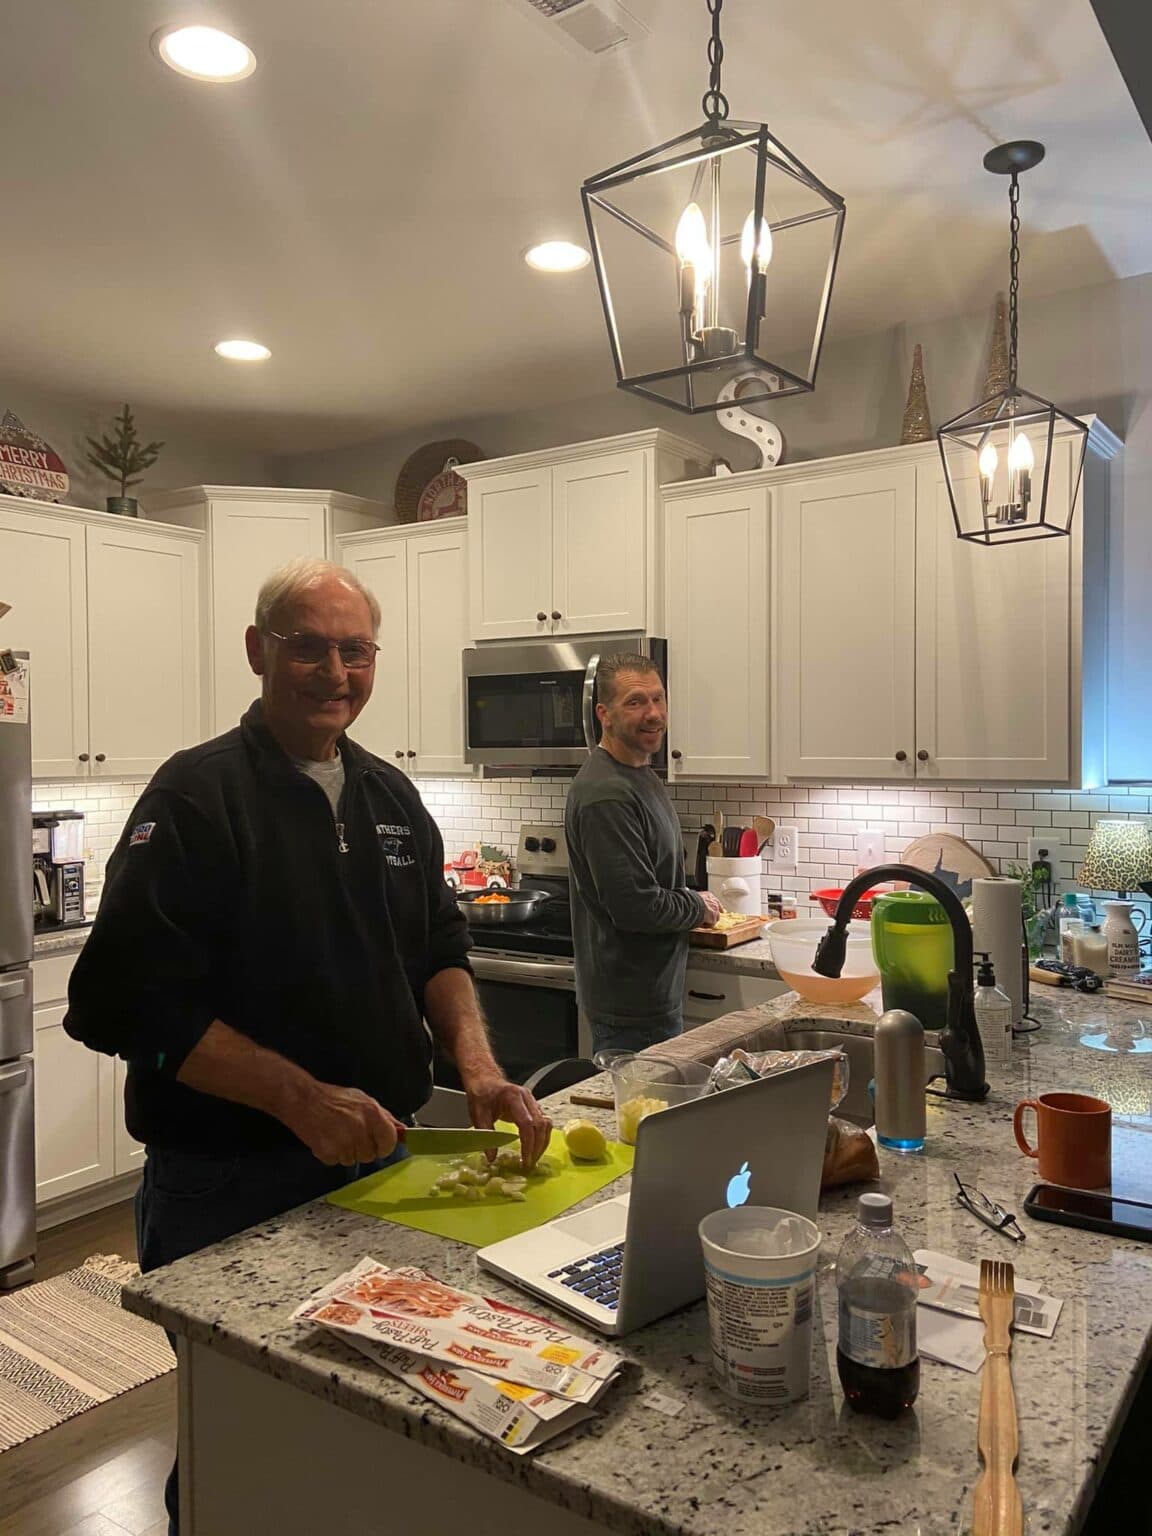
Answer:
[
  {"left": 0, "top": 1199, "right": 174, "bottom": 1536},
  {"left": 0, "top": 1197, "right": 1144, "bottom": 1535}
]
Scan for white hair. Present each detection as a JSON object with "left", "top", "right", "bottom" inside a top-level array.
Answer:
[{"left": 254, "top": 558, "right": 381, "bottom": 636}]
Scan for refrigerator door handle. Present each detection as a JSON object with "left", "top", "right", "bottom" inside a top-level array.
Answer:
[
  {"left": 0, "top": 1062, "right": 30, "bottom": 1092},
  {"left": 0, "top": 976, "right": 30, "bottom": 1002}
]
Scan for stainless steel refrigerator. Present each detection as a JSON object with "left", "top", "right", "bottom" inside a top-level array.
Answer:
[{"left": 0, "top": 652, "right": 35, "bottom": 1285}]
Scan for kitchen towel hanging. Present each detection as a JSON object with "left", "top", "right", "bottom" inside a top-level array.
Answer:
[{"left": 972, "top": 878, "right": 1026, "bottom": 1026}]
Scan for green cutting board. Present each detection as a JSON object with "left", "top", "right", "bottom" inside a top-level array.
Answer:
[{"left": 326, "top": 1128, "right": 633, "bottom": 1248}]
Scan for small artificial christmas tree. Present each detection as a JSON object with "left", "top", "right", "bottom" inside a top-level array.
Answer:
[{"left": 86, "top": 404, "right": 164, "bottom": 514}]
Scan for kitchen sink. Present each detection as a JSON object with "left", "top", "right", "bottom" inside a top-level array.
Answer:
[{"left": 783, "top": 1025, "right": 944, "bottom": 1126}]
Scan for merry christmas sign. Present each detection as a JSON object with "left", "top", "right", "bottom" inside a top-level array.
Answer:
[{"left": 0, "top": 410, "right": 70, "bottom": 500}]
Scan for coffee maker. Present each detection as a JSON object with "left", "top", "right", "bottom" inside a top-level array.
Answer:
[{"left": 32, "top": 811, "right": 86, "bottom": 930}]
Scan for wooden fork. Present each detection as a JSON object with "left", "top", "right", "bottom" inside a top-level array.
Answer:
[{"left": 973, "top": 1259, "right": 1023, "bottom": 1536}]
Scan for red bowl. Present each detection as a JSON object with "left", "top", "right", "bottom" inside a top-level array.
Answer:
[{"left": 812, "top": 887, "right": 882, "bottom": 921}]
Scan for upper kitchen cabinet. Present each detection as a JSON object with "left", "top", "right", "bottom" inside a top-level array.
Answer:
[
  {"left": 776, "top": 465, "right": 918, "bottom": 780},
  {"left": 149, "top": 487, "right": 389, "bottom": 733},
  {"left": 337, "top": 521, "right": 471, "bottom": 775},
  {"left": 0, "top": 498, "right": 204, "bottom": 778},
  {"left": 458, "top": 432, "right": 707, "bottom": 642},
  {"left": 771, "top": 420, "right": 1120, "bottom": 785},
  {"left": 663, "top": 481, "right": 770, "bottom": 779}
]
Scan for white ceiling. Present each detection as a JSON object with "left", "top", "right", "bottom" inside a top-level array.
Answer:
[{"left": 3, "top": 0, "right": 1149, "bottom": 452}]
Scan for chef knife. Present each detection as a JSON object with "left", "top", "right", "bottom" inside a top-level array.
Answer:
[{"left": 399, "top": 1127, "right": 519, "bottom": 1155}]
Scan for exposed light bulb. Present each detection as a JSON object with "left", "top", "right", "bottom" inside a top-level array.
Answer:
[
  {"left": 675, "top": 202, "right": 712, "bottom": 321},
  {"left": 978, "top": 442, "right": 999, "bottom": 479},
  {"left": 1008, "top": 431, "right": 1035, "bottom": 472},
  {"left": 740, "top": 212, "right": 773, "bottom": 273}
]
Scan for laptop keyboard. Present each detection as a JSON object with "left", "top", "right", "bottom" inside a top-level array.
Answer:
[{"left": 548, "top": 1242, "right": 624, "bottom": 1311}]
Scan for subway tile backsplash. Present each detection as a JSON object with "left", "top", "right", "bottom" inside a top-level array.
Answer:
[{"left": 42, "top": 774, "right": 1152, "bottom": 921}]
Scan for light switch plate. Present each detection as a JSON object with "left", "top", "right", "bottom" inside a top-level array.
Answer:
[
  {"left": 771, "top": 825, "right": 798, "bottom": 871},
  {"left": 856, "top": 827, "right": 886, "bottom": 869}
]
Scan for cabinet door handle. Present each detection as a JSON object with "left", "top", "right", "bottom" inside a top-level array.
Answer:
[
  {"left": 671, "top": 749, "right": 683, "bottom": 760},
  {"left": 78, "top": 753, "right": 90, "bottom": 763},
  {"left": 94, "top": 753, "right": 106, "bottom": 763},
  {"left": 688, "top": 989, "right": 727, "bottom": 1002},
  {"left": 406, "top": 750, "right": 417, "bottom": 758},
  {"left": 394, "top": 750, "right": 405, "bottom": 759},
  {"left": 917, "top": 749, "right": 929, "bottom": 762},
  {"left": 894, "top": 750, "right": 907, "bottom": 763},
  {"left": 536, "top": 611, "right": 547, "bottom": 622},
  {"left": 551, "top": 610, "right": 562, "bottom": 622}
]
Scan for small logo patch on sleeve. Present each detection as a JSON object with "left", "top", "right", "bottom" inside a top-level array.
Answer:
[{"left": 129, "top": 821, "right": 157, "bottom": 847}]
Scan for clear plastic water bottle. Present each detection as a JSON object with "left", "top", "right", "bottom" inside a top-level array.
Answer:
[{"left": 836, "top": 1192, "right": 920, "bottom": 1417}]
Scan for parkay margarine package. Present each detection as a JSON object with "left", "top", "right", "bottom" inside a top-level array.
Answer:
[{"left": 293, "top": 1258, "right": 623, "bottom": 1404}]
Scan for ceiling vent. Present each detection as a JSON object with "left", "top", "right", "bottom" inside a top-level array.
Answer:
[{"left": 524, "top": 0, "right": 649, "bottom": 54}]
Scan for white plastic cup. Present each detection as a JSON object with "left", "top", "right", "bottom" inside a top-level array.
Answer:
[{"left": 698, "top": 1205, "right": 821, "bottom": 1405}]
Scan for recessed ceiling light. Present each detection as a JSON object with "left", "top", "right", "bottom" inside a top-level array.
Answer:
[
  {"left": 154, "top": 26, "right": 257, "bottom": 82},
  {"left": 524, "top": 240, "right": 591, "bottom": 273},
  {"left": 214, "top": 339, "right": 271, "bottom": 361}
]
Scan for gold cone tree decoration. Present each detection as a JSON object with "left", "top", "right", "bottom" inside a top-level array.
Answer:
[
  {"left": 900, "top": 343, "right": 932, "bottom": 443},
  {"left": 978, "top": 295, "right": 1010, "bottom": 418}
]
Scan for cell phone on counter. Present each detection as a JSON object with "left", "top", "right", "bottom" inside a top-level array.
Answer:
[{"left": 1023, "top": 1183, "right": 1152, "bottom": 1243}]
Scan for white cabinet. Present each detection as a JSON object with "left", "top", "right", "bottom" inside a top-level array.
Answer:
[
  {"left": 86, "top": 522, "right": 202, "bottom": 778},
  {"left": 776, "top": 466, "right": 918, "bottom": 779},
  {"left": 664, "top": 483, "right": 770, "bottom": 779},
  {"left": 0, "top": 498, "right": 204, "bottom": 779},
  {"left": 149, "top": 487, "right": 389, "bottom": 734},
  {"left": 682, "top": 967, "right": 789, "bottom": 1028},
  {"left": 338, "top": 521, "right": 471, "bottom": 775},
  {"left": 769, "top": 421, "right": 1118, "bottom": 785},
  {"left": 914, "top": 448, "right": 1073, "bottom": 782},
  {"left": 460, "top": 432, "right": 707, "bottom": 642},
  {"left": 32, "top": 949, "right": 142, "bottom": 1204},
  {"left": 0, "top": 506, "right": 87, "bottom": 777}
]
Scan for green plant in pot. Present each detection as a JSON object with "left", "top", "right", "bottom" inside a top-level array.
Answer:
[
  {"left": 1006, "top": 862, "right": 1047, "bottom": 958},
  {"left": 85, "top": 404, "right": 164, "bottom": 516}
]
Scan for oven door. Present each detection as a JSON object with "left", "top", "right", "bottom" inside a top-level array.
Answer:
[
  {"left": 433, "top": 954, "right": 585, "bottom": 1088},
  {"left": 462, "top": 635, "right": 666, "bottom": 770}
]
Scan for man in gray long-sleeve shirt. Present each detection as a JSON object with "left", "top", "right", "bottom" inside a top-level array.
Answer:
[{"left": 565, "top": 654, "right": 721, "bottom": 1054}]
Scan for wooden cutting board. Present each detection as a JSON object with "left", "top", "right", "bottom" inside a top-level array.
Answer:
[
  {"left": 689, "top": 915, "right": 770, "bottom": 949},
  {"left": 900, "top": 833, "right": 995, "bottom": 901}
]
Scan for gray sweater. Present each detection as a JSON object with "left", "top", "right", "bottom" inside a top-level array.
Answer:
[{"left": 565, "top": 748, "right": 707, "bottom": 1031}]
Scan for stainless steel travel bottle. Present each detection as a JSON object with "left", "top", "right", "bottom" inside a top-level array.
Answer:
[{"left": 874, "top": 1008, "right": 926, "bottom": 1153}]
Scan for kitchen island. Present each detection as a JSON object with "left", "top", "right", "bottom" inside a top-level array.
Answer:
[{"left": 123, "top": 987, "right": 1152, "bottom": 1536}]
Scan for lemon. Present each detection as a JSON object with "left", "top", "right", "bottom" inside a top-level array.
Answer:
[{"left": 563, "top": 1118, "right": 608, "bottom": 1161}]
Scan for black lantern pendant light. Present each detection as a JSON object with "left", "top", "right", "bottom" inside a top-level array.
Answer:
[
  {"left": 580, "top": 0, "right": 845, "bottom": 415},
  {"left": 937, "top": 142, "right": 1088, "bottom": 546}
]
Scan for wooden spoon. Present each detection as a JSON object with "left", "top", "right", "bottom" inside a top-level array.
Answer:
[{"left": 753, "top": 815, "right": 776, "bottom": 853}]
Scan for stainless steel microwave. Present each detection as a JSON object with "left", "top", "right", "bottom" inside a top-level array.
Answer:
[{"left": 462, "top": 634, "right": 668, "bottom": 770}]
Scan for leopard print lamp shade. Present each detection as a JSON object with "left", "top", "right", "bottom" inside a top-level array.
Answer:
[{"left": 1078, "top": 819, "right": 1152, "bottom": 894}]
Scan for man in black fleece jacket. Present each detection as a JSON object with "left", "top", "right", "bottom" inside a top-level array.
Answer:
[{"left": 64, "top": 584, "right": 552, "bottom": 1206}]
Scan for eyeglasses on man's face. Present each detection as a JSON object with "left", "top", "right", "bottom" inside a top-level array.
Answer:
[
  {"left": 266, "top": 630, "right": 380, "bottom": 669},
  {"left": 954, "top": 1173, "right": 1025, "bottom": 1243}
]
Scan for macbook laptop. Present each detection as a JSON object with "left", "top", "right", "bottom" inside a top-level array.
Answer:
[{"left": 477, "top": 1057, "right": 835, "bottom": 1337}]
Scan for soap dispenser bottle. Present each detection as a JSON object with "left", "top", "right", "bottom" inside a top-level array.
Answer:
[{"left": 975, "top": 952, "right": 1013, "bottom": 1067}]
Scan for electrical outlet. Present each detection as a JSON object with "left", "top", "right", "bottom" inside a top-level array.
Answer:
[
  {"left": 1028, "top": 835, "right": 1062, "bottom": 875},
  {"left": 856, "top": 827, "right": 886, "bottom": 869},
  {"left": 771, "top": 825, "right": 798, "bottom": 871}
]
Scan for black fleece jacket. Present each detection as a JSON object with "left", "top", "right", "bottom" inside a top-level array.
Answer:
[{"left": 64, "top": 703, "right": 472, "bottom": 1152}]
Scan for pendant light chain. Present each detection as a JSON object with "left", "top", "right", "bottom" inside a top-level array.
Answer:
[
  {"left": 1007, "top": 172, "right": 1021, "bottom": 392},
  {"left": 702, "top": 0, "right": 730, "bottom": 127}
]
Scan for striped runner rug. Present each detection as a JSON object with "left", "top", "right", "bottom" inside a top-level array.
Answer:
[{"left": 0, "top": 1254, "right": 174, "bottom": 1452}]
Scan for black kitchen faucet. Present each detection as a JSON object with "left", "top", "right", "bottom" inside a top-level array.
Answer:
[{"left": 812, "top": 864, "right": 989, "bottom": 1101}]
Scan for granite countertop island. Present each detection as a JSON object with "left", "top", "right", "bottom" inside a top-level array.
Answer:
[{"left": 123, "top": 987, "right": 1152, "bottom": 1536}]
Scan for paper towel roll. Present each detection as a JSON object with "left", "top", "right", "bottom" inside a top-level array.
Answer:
[{"left": 972, "top": 877, "right": 1025, "bottom": 1025}]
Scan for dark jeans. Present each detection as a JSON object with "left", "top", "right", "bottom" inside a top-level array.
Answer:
[
  {"left": 589, "top": 1011, "right": 684, "bottom": 1057},
  {"left": 136, "top": 1140, "right": 405, "bottom": 1534}
]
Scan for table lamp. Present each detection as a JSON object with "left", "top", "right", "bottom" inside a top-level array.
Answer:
[{"left": 1078, "top": 819, "right": 1152, "bottom": 899}]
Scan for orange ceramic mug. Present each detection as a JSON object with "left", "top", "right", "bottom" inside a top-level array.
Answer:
[{"left": 1013, "top": 1092, "right": 1112, "bottom": 1189}]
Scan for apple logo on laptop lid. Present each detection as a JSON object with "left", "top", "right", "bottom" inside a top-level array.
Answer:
[{"left": 726, "top": 1161, "right": 752, "bottom": 1209}]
